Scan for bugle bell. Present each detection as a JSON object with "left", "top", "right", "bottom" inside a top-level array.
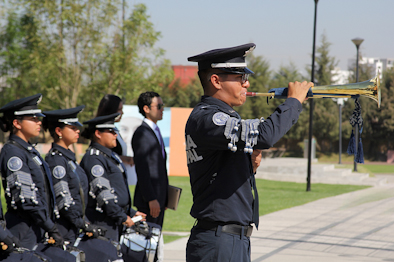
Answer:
[{"left": 246, "top": 74, "right": 381, "bottom": 108}]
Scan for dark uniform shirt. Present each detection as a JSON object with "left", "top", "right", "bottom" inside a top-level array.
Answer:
[
  {"left": 45, "top": 143, "right": 88, "bottom": 231},
  {"left": 185, "top": 96, "right": 302, "bottom": 226},
  {"left": 80, "top": 142, "right": 136, "bottom": 226},
  {"left": 0, "top": 134, "right": 56, "bottom": 232}
]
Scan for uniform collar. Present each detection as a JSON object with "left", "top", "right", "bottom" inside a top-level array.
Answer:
[
  {"left": 90, "top": 141, "right": 113, "bottom": 157},
  {"left": 52, "top": 143, "right": 76, "bottom": 161},
  {"left": 200, "top": 96, "right": 239, "bottom": 117},
  {"left": 9, "top": 134, "right": 36, "bottom": 151}
]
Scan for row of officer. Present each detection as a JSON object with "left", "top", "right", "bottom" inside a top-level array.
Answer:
[{"left": 0, "top": 94, "right": 145, "bottom": 261}]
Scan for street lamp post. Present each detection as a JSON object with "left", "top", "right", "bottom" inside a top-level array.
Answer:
[
  {"left": 306, "top": 0, "right": 319, "bottom": 192},
  {"left": 337, "top": 98, "right": 344, "bottom": 164},
  {"left": 351, "top": 37, "right": 364, "bottom": 172}
]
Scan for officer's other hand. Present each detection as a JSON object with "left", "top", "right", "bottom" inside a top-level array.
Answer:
[
  {"left": 287, "top": 81, "right": 313, "bottom": 103},
  {"left": 1, "top": 236, "right": 15, "bottom": 253},
  {"left": 149, "top": 199, "right": 161, "bottom": 218},
  {"left": 47, "top": 226, "right": 64, "bottom": 247},
  {"left": 252, "top": 149, "right": 263, "bottom": 173}
]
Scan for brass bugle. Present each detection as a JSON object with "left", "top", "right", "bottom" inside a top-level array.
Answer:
[{"left": 246, "top": 75, "right": 381, "bottom": 108}]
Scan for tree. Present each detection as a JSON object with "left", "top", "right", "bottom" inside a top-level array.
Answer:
[
  {"left": 306, "top": 33, "right": 341, "bottom": 152},
  {"left": 0, "top": 1, "right": 173, "bottom": 122},
  {"left": 160, "top": 77, "right": 203, "bottom": 108},
  {"left": 271, "top": 63, "right": 308, "bottom": 152}
]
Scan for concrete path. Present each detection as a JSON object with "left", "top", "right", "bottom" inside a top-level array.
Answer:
[{"left": 163, "top": 158, "right": 394, "bottom": 262}]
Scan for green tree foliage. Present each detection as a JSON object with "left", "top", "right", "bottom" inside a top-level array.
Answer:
[
  {"left": 161, "top": 78, "right": 203, "bottom": 108},
  {"left": 271, "top": 63, "right": 308, "bottom": 151},
  {"left": 307, "top": 33, "right": 341, "bottom": 152},
  {"left": 0, "top": 1, "right": 172, "bottom": 122}
]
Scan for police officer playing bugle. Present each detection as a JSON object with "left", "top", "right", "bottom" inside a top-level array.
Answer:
[{"left": 185, "top": 43, "right": 312, "bottom": 261}]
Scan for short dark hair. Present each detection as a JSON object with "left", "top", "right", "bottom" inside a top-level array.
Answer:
[
  {"left": 137, "top": 91, "right": 160, "bottom": 117},
  {"left": 198, "top": 69, "right": 227, "bottom": 90},
  {"left": 96, "top": 94, "right": 123, "bottom": 117}
]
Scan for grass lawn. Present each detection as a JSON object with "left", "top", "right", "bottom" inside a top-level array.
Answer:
[{"left": 128, "top": 176, "right": 369, "bottom": 243}]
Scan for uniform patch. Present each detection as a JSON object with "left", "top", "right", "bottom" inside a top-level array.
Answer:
[
  {"left": 52, "top": 165, "right": 66, "bottom": 179},
  {"left": 212, "top": 112, "right": 229, "bottom": 126},
  {"left": 7, "top": 157, "right": 23, "bottom": 172},
  {"left": 91, "top": 165, "right": 104, "bottom": 177}
]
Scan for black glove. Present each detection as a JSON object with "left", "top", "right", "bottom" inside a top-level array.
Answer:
[
  {"left": 83, "top": 223, "right": 107, "bottom": 238},
  {"left": 47, "top": 226, "right": 64, "bottom": 247},
  {"left": 1, "top": 236, "right": 15, "bottom": 253}
]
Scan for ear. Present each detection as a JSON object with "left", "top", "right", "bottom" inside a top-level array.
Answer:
[
  {"left": 210, "top": 74, "right": 222, "bottom": 91},
  {"left": 94, "top": 129, "right": 102, "bottom": 140},
  {"left": 12, "top": 119, "right": 22, "bottom": 130},
  {"left": 143, "top": 105, "right": 150, "bottom": 115},
  {"left": 55, "top": 126, "right": 63, "bottom": 138}
]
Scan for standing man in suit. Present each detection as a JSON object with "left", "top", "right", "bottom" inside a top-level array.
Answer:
[
  {"left": 133, "top": 91, "right": 168, "bottom": 261},
  {"left": 132, "top": 91, "right": 168, "bottom": 226}
]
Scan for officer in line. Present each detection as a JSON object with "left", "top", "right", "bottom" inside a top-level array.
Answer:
[
  {"left": 43, "top": 106, "right": 120, "bottom": 262},
  {"left": 80, "top": 113, "right": 146, "bottom": 243},
  {"left": 0, "top": 94, "right": 75, "bottom": 261},
  {"left": 0, "top": 185, "right": 49, "bottom": 261},
  {"left": 185, "top": 43, "right": 312, "bottom": 261}
]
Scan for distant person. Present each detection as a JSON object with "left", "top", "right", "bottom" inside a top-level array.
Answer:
[
  {"left": 96, "top": 94, "right": 137, "bottom": 185},
  {"left": 185, "top": 43, "right": 312, "bottom": 261},
  {"left": 132, "top": 91, "right": 169, "bottom": 261}
]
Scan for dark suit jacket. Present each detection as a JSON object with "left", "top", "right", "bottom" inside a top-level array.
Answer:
[{"left": 132, "top": 121, "right": 168, "bottom": 212}]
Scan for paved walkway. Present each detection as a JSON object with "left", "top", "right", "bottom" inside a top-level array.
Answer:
[{"left": 163, "top": 159, "right": 394, "bottom": 261}]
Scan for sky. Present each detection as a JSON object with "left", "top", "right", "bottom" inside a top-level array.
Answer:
[{"left": 133, "top": 0, "right": 393, "bottom": 75}]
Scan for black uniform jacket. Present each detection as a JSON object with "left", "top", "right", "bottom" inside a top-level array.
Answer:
[
  {"left": 185, "top": 96, "right": 302, "bottom": 226},
  {"left": 0, "top": 135, "right": 56, "bottom": 231},
  {"left": 45, "top": 143, "right": 88, "bottom": 229},
  {"left": 132, "top": 121, "right": 168, "bottom": 211},
  {"left": 80, "top": 142, "right": 136, "bottom": 226}
]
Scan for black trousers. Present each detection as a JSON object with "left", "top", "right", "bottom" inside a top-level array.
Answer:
[{"left": 186, "top": 225, "right": 251, "bottom": 262}]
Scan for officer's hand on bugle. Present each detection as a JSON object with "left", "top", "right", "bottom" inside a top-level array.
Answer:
[{"left": 287, "top": 81, "right": 314, "bottom": 103}]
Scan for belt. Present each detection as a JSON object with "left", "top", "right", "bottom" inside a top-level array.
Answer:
[{"left": 196, "top": 220, "right": 253, "bottom": 237}]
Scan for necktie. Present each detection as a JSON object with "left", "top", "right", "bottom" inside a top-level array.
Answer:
[{"left": 155, "top": 126, "right": 165, "bottom": 158}]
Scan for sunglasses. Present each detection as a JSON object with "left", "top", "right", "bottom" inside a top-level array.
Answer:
[
  {"left": 99, "top": 128, "right": 117, "bottom": 135},
  {"left": 216, "top": 73, "right": 250, "bottom": 84},
  {"left": 150, "top": 103, "right": 165, "bottom": 110}
]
